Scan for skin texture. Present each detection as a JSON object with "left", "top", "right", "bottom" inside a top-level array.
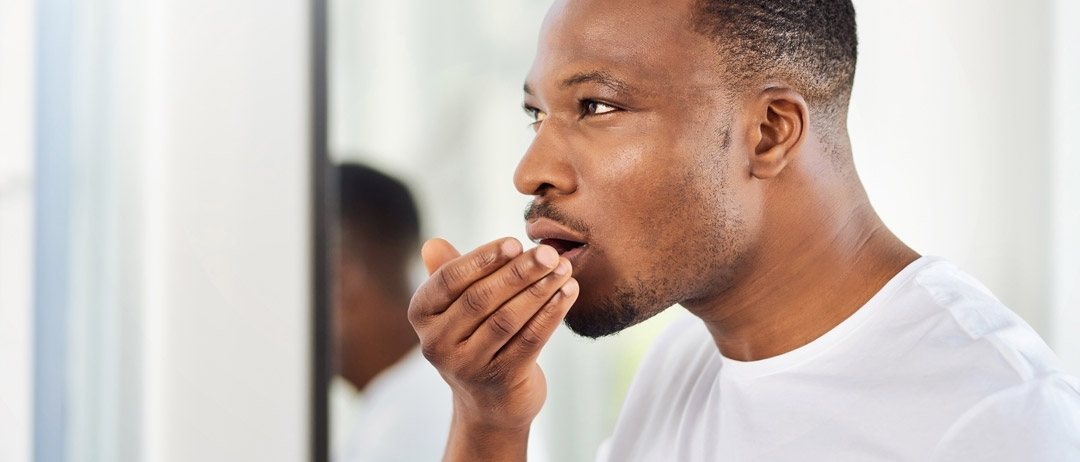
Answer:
[
  {"left": 407, "top": 0, "right": 920, "bottom": 460},
  {"left": 518, "top": 0, "right": 749, "bottom": 339}
]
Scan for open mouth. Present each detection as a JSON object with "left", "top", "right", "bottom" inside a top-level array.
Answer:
[
  {"left": 526, "top": 217, "right": 590, "bottom": 263},
  {"left": 539, "top": 238, "right": 586, "bottom": 256}
]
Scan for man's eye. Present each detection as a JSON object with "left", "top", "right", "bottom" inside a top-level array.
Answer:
[
  {"left": 523, "top": 104, "right": 547, "bottom": 128},
  {"left": 585, "top": 100, "right": 617, "bottom": 116},
  {"left": 523, "top": 104, "right": 544, "bottom": 121}
]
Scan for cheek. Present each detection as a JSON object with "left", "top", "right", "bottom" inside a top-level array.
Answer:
[
  {"left": 575, "top": 141, "right": 654, "bottom": 213},
  {"left": 585, "top": 137, "right": 706, "bottom": 266},
  {"left": 587, "top": 137, "right": 674, "bottom": 227}
]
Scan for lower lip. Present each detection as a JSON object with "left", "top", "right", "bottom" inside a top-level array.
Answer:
[{"left": 560, "top": 245, "right": 587, "bottom": 265}]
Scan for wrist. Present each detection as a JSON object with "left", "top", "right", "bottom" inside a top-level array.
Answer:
[
  {"left": 443, "top": 408, "right": 532, "bottom": 462},
  {"left": 453, "top": 408, "right": 533, "bottom": 438}
]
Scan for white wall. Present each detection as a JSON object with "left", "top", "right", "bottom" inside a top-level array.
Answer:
[
  {"left": 850, "top": 0, "right": 1057, "bottom": 341},
  {"left": 141, "top": 0, "right": 312, "bottom": 460},
  {"left": 1050, "top": 0, "right": 1080, "bottom": 375},
  {"left": 0, "top": 0, "right": 35, "bottom": 460}
]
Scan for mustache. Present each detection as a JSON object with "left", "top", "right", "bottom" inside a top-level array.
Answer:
[{"left": 523, "top": 200, "right": 591, "bottom": 236}]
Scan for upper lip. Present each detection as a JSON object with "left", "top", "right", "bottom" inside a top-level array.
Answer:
[{"left": 525, "top": 218, "right": 587, "bottom": 246}]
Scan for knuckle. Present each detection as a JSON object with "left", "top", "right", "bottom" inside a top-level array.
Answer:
[
  {"left": 460, "top": 286, "right": 491, "bottom": 316},
  {"left": 420, "top": 340, "right": 442, "bottom": 364},
  {"left": 406, "top": 298, "right": 424, "bottom": 326},
  {"left": 407, "top": 313, "right": 425, "bottom": 330},
  {"left": 524, "top": 280, "right": 550, "bottom": 299},
  {"left": 474, "top": 249, "right": 499, "bottom": 271},
  {"left": 519, "top": 322, "right": 545, "bottom": 348},
  {"left": 475, "top": 363, "right": 509, "bottom": 387},
  {"left": 436, "top": 265, "right": 462, "bottom": 294},
  {"left": 488, "top": 310, "right": 518, "bottom": 338},
  {"left": 507, "top": 261, "right": 532, "bottom": 284}
]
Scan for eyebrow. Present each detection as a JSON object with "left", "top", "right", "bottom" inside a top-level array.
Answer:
[{"left": 523, "top": 71, "right": 638, "bottom": 97}]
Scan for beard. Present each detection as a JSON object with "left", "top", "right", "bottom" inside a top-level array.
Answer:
[
  {"left": 560, "top": 210, "right": 747, "bottom": 339},
  {"left": 561, "top": 266, "right": 706, "bottom": 339},
  {"left": 561, "top": 281, "right": 663, "bottom": 339},
  {"left": 562, "top": 255, "right": 743, "bottom": 338}
]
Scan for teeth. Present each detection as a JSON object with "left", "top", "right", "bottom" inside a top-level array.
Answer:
[{"left": 537, "top": 237, "right": 586, "bottom": 257}]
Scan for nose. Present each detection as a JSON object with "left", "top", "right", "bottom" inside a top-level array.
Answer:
[{"left": 513, "top": 124, "right": 578, "bottom": 197}]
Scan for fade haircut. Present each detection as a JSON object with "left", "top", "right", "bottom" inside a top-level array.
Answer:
[
  {"left": 336, "top": 163, "right": 421, "bottom": 272},
  {"left": 693, "top": 0, "right": 858, "bottom": 122}
]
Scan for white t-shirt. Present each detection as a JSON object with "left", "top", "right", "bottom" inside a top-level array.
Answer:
[
  {"left": 597, "top": 257, "right": 1080, "bottom": 461},
  {"left": 334, "top": 346, "right": 453, "bottom": 462}
]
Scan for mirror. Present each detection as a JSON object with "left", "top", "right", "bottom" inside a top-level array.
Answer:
[{"left": 321, "top": 1, "right": 681, "bottom": 460}]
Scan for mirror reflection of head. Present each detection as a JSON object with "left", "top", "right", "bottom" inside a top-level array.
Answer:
[{"left": 334, "top": 163, "right": 421, "bottom": 392}]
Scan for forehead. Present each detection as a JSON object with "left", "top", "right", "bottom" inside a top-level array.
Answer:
[{"left": 527, "top": 0, "right": 723, "bottom": 95}]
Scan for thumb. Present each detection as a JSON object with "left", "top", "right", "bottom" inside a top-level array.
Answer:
[{"left": 421, "top": 238, "right": 461, "bottom": 276}]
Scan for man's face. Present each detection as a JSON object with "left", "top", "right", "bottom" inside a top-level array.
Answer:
[{"left": 518, "top": 0, "right": 758, "bottom": 338}]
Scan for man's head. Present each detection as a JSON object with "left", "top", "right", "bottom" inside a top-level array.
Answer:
[
  {"left": 335, "top": 163, "right": 421, "bottom": 388},
  {"left": 337, "top": 163, "right": 421, "bottom": 285},
  {"left": 694, "top": 0, "right": 857, "bottom": 161},
  {"left": 517, "top": 0, "right": 859, "bottom": 338},
  {"left": 694, "top": 0, "right": 857, "bottom": 115}
]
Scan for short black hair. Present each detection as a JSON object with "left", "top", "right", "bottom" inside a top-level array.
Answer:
[
  {"left": 336, "top": 163, "right": 421, "bottom": 259},
  {"left": 694, "top": 0, "right": 858, "bottom": 115}
]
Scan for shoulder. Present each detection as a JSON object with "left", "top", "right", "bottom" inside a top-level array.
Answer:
[
  {"left": 902, "top": 259, "right": 1067, "bottom": 383},
  {"left": 930, "top": 373, "right": 1080, "bottom": 461},
  {"left": 596, "top": 313, "right": 717, "bottom": 461},
  {"left": 342, "top": 347, "right": 452, "bottom": 461},
  {"left": 900, "top": 259, "right": 1080, "bottom": 458},
  {"left": 611, "top": 313, "right": 718, "bottom": 411}
]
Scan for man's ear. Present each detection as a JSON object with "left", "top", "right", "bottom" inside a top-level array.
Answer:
[{"left": 746, "top": 88, "right": 808, "bottom": 179}]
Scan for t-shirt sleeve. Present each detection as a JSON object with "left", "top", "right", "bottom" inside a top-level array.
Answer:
[
  {"left": 930, "top": 374, "right": 1080, "bottom": 461},
  {"left": 594, "top": 437, "right": 612, "bottom": 462}
]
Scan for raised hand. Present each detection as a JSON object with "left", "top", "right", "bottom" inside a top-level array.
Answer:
[{"left": 408, "top": 237, "right": 579, "bottom": 461}]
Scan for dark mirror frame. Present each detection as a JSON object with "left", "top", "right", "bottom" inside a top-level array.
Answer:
[{"left": 310, "top": 0, "right": 332, "bottom": 460}]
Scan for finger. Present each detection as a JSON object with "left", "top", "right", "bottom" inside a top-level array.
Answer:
[
  {"left": 494, "top": 277, "right": 578, "bottom": 365},
  {"left": 440, "top": 245, "right": 560, "bottom": 342},
  {"left": 411, "top": 237, "right": 523, "bottom": 319},
  {"left": 422, "top": 238, "right": 461, "bottom": 276},
  {"left": 469, "top": 257, "right": 572, "bottom": 361}
]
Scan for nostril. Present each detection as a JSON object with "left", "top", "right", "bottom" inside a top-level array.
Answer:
[{"left": 534, "top": 183, "right": 555, "bottom": 196}]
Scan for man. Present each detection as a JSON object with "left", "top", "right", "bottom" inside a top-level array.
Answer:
[
  {"left": 408, "top": 0, "right": 1080, "bottom": 460},
  {"left": 332, "top": 163, "right": 451, "bottom": 461}
]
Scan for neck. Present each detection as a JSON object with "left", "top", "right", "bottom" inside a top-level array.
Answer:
[{"left": 686, "top": 180, "right": 919, "bottom": 361}]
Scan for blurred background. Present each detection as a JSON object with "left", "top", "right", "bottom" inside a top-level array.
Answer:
[
  {"left": 325, "top": 0, "right": 1080, "bottom": 459},
  {"left": 1, "top": 0, "right": 1078, "bottom": 461}
]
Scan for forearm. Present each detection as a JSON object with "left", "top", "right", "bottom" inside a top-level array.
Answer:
[{"left": 442, "top": 411, "right": 531, "bottom": 462}]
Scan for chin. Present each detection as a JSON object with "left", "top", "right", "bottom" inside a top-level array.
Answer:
[{"left": 562, "top": 290, "right": 654, "bottom": 339}]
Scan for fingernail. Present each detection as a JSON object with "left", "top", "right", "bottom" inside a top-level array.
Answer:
[
  {"left": 553, "top": 258, "right": 570, "bottom": 276},
  {"left": 501, "top": 239, "right": 521, "bottom": 257},
  {"left": 560, "top": 278, "right": 579, "bottom": 297},
  {"left": 536, "top": 245, "right": 558, "bottom": 268}
]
